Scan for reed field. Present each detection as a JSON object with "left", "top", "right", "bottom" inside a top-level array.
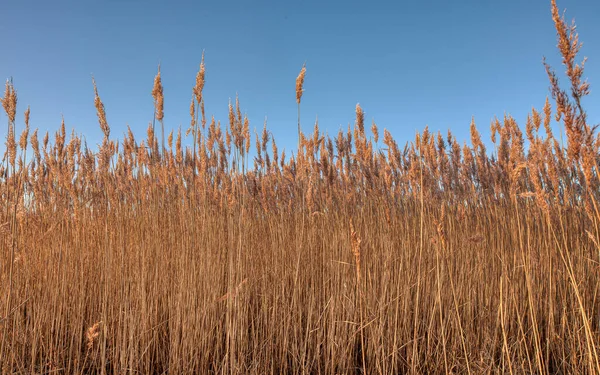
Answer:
[{"left": 1, "top": 1, "right": 600, "bottom": 373}]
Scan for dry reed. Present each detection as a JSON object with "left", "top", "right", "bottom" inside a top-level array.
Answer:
[{"left": 0, "top": 1, "right": 599, "bottom": 373}]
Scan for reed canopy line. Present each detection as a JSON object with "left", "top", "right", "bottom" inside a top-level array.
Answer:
[{"left": 1, "top": 1, "right": 599, "bottom": 373}]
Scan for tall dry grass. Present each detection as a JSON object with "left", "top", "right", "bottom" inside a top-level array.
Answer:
[{"left": 1, "top": 0, "right": 600, "bottom": 373}]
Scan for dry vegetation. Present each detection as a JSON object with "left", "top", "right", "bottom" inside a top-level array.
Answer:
[{"left": 1, "top": 1, "right": 600, "bottom": 373}]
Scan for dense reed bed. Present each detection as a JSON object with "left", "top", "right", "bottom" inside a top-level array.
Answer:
[{"left": 1, "top": 1, "right": 599, "bottom": 373}]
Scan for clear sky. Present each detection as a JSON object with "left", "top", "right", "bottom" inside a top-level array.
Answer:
[{"left": 1, "top": 0, "right": 599, "bottom": 156}]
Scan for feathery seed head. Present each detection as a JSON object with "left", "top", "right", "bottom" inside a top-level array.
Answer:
[
  {"left": 189, "top": 96, "right": 196, "bottom": 133},
  {"left": 19, "top": 107, "right": 31, "bottom": 150},
  {"left": 350, "top": 219, "right": 362, "bottom": 281},
  {"left": 296, "top": 63, "right": 306, "bottom": 104},
  {"left": 152, "top": 65, "right": 164, "bottom": 122},
  {"left": 2, "top": 80, "right": 17, "bottom": 124},
  {"left": 371, "top": 120, "right": 379, "bottom": 143},
  {"left": 92, "top": 77, "right": 110, "bottom": 139},
  {"left": 31, "top": 129, "right": 40, "bottom": 160},
  {"left": 355, "top": 104, "right": 365, "bottom": 136},
  {"left": 86, "top": 321, "right": 102, "bottom": 350},
  {"left": 194, "top": 52, "right": 206, "bottom": 104},
  {"left": 6, "top": 124, "right": 16, "bottom": 167}
]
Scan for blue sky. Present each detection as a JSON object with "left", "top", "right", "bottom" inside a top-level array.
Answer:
[{"left": 1, "top": 0, "right": 599, "bottom": 157}]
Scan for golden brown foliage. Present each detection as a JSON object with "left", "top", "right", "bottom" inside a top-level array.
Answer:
[{"left": 0, "top": 1, "right": 599, "bottom": 373}]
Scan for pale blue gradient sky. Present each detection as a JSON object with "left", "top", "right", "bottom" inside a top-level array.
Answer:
[{"left": 1, "top": 0, "right": 598, "bottom": 156}]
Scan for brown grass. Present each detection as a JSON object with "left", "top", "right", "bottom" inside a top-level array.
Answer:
[{"left": 1, "top": 1, "right": 599, "bottom": 373}]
